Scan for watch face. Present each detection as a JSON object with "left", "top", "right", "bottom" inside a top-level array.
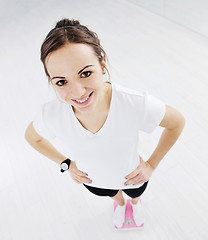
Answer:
[{"left": 61, "top": 163, "right": 69, "bottom": 171}]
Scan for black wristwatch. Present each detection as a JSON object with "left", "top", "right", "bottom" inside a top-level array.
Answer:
[{"left": 60, "top": 158, "right": 71, "bottom": 173}]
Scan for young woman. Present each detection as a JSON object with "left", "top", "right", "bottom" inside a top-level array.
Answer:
[{"left": 25, "top": 18, "right": 185, "bottom": 228}]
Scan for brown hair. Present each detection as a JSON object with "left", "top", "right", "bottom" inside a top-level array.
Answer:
[{"left": 40, "top": 18, "right": 110, "bottom": 85}]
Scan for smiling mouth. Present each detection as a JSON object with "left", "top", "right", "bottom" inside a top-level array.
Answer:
[{"left": 72, "top": 91, "right": 94, "bottom": 105}]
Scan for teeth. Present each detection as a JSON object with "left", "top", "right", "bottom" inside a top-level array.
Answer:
[{"left": 75, "top": 96, "right": 89, "bottom": 103}]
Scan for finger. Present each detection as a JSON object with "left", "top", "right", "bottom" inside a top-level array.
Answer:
[
  {"left": 125, "top": 168, "right": 141, "bottom": 180},
  {"left": 134, "top": 178, "right": 147, "bottom": 185},
  {"left": 70, "top": 168, "right": 87, "bottom": 177},
  {"left": 125, "top": 156, "right": 145, "bottom": 180},
  {"left": 82, "top": 176, "right": 92, "bottom": 183},
  {"left": 125, "top": 173, "right": 143, "bottom": 185},
  {"left": 72, "top": 176, "right": 82, "bottom": 184},
  {"left": 75, "top": 175, "right": 92, "bottom": 184},
  {"left": 76, "top": 170, "right": 88, "bottom": 177},
  {"left": 133, "top": 174, "right": 149, "bottom": 185},
  {"left": 74, "top": 179, "right": 81, "bottom": 184}
]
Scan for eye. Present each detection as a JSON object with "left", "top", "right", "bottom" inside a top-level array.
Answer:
[
  {"left": 56, "top": 80, "right": 67, "bottom": 86},
  {"left": 80, "top": 71, "right": 92, "bottom": 78}
]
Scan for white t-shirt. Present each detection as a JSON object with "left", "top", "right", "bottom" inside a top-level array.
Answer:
[{"left": 33, "top": 81, "right": 166, "bottom": 189}]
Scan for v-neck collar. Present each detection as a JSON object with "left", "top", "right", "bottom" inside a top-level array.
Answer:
[{"left": 68, "top": 81, "right": 114, "bottom": 137}]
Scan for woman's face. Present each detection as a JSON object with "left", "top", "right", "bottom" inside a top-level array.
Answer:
[{"left": 45, "top": 43, "right": 106, "bottom": 115}]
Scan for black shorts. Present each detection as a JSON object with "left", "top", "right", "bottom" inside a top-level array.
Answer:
[{"left": 83, "top": 181, "right": 148, "bottom": 198}]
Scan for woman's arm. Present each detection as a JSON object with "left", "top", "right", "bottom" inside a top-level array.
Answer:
[
  {"left": 125, "top": 105, "right": 185, "bottom": 185},
  {"left": 25, "top": 122, "right": 92, "bottom": 184},
  {"left": 147, "top": 105, "right": 186, "bottom": 170},
  {"left": 25, "top": 122, "right": 67, "bottom": 165}
]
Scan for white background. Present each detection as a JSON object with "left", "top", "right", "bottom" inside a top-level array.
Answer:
[
  {"left": 0, "top": 0, "right": 208, "bottom": 239},
  {"left": 128, "top": 0, "right": 208, "bottom": 38}
]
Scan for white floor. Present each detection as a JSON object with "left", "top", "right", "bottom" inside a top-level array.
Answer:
[{"left": 1, "top": 0, "right": 208, "bottom": 239}]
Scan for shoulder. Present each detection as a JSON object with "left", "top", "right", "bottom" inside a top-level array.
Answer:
[
  {"left": 113, "top": 82, "right": 146, "bottom": 98},
  {"left": 41, "top": 98, "right": 64, "bottom": 112},
  {"left": 112, "top": 82, "right": 147, "bottom": 108},
  {"left": 38, "top": 98, "right": 66, "bottom": 120},
  {"left": 112, "top": 82, "right": 148, "bottom": 117},
  {"left": 159, "top": 105, "right": 186, "bottom": 129}
]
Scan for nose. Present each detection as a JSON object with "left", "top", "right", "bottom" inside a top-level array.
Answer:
[{"left": 69, "top": 81, "right": 87, "bottom": 99}]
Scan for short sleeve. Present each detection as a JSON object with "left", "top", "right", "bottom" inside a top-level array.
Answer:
[
  {"left": 33, "top": 103, "right": 56, "bottom": 141},
  {"left": 139, "top": 91, "right": 166, "bottom": 133}
]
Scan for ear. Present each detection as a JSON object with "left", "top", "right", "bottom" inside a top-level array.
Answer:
[{"left": 101, "top": 58, "right": 106, "bottom": 74}]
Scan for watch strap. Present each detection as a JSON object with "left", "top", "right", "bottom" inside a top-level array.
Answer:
[{"left": 60, "top": 158, "right": 71, "bottom": 172}]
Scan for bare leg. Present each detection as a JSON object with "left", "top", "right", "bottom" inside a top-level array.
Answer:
[
  {"left": 111, "top": 190, "right": 125, "bottom": 206},
  {"left": 112, "top": 190, "right": 126, "bottom": 227},
  {"left": 131, "top": 196, "right": 140, "bottom": 205}
]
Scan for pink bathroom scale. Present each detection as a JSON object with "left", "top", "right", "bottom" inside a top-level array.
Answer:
[{"left": 113, "top": 199, "right": 144, "bottom": 230}]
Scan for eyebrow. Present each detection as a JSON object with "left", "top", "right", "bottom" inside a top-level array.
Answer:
[{"left": 51, "top": 65, "right": 94, "bottom": 81}]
